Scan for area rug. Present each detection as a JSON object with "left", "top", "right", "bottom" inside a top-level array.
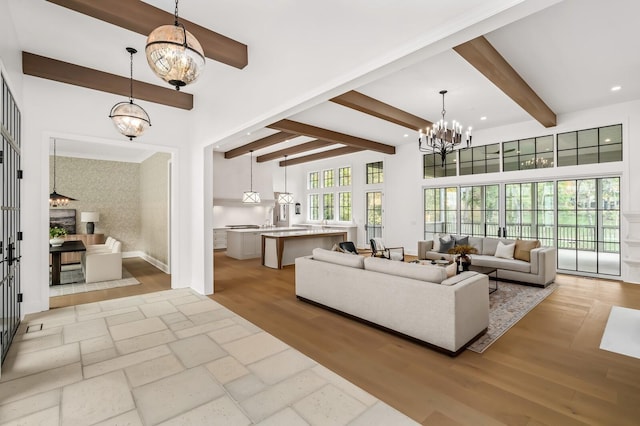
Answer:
[
  {"left": 49, "top": 266, "right": 140, "bottom": 297},
  {"left": 467, "top": 281, "right": 557, "bottom": 353},
  {"left": 600, "top": 306, "right": 640, "bottom": 360}
]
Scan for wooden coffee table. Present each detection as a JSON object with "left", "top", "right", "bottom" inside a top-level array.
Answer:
[{"left": 466, "top": 265, "right": 498, "bottom": 293}]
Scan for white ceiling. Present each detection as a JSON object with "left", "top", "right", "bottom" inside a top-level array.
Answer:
[{"left": 9, "top": 0, "right": 640, "bottom": 162}]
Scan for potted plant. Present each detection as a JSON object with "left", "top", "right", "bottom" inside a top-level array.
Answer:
[
  {"left": 49, "top": 226, "right": 67, "bottom": 247},
  {"left": 448, "top": 244, "right": 478, "bottom": 271}
]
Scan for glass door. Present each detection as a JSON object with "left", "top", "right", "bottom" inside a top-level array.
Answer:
[
  {"left": 1, "top": 74, "right": 22, "bottom": 364},
  {"left": 365, "top": 191, "right": 383, "bottom": 242}
]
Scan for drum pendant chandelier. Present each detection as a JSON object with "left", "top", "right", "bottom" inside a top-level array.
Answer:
[
  {"left": 145, "top": 0, "right": 205, "bottom": 90},
  {"left": 109, "top": 47, "right": 151, "bottom": 141}
]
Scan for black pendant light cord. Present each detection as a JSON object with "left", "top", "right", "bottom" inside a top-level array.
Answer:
[
  {"left": 174, "top": 0, "right": 179, "bottom": 25},
  {"left": 250, "top": 150, "right": 254, "bottom": 192},
  {"left": 126, "top": 47, "right": 137, "bottom": 104},
  {"left": 284, "top": 155, "right": 288, "bottom": 193}
]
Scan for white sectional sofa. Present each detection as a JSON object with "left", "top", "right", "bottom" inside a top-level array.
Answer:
[
  {"left": 418, "top": 236, "right": 556, "bottom": 287},
  {"left": 295, "top": 248, "right": 489, "bottom": 355},
  {"left": 81, "top": 237, "right": 123, "bottom": 283}
]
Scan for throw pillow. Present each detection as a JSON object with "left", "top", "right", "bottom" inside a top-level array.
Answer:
[
  {"left": 432, "top": 233, "right": 450, "bottom": 252},
  {"left": 454, "top": 235, "right": 469, "bottom": 246},
  {"left": 514, "top": 239, "right": 541, "bottom": 262},
  {"left": 438, "top": 237, "right": 454, "bottom": 253},
  {"left": 494, "top": 241, "right": 516, "bottom": 259}
]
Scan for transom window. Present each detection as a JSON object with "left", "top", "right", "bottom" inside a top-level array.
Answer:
[
  {"left": 423, "top": 153, "right": 456, "bottom": 178},
  {"left": 557, "top": 124, "right": 622, "bottom": 166},
  {"left": 338, "top": 167, "right": 351, "bottom": 186},
  {"left": 323, "top": 169, "right": 334, "bottom": 187},
  {"left": 366, "top": 161, "right": 383, "bottom": 184},
  {"left": 503, "top": 135, "right": 554, "bottom": 171},
  {"left": 308, "top": 172, "right": 319, "bottom": 189},
  {"left": 459, "top": 144, "right": 500, "bottom": 175}
]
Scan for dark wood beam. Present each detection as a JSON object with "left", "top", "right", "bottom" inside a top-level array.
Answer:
[
  {"left": 277, "top": 147, "right": 364, "bottom": 166},
  {"left": 453, "top": 36, "right": 556, "bottom": 128},
  {"left": 268, "top": 119, "right": 395, "bottom": 155},
  {"left": 22, "top": 52, "right": 193, "bottom": 110},
  {"left": 224, "top": 132, "right": 295, "bottom": 159},
  {"left": 256, "top": 140, "right": 335, "bottom": 163},
  {"left": 331, "top": 90, "right": 432, "bottom": 131},
  {"left": 46, "top": 0, "right": 248, "bottom": 69}
]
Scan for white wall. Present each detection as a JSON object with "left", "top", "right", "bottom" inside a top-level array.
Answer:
[{"left": 0, "top": 0, "right": 22, "bottom": 101}]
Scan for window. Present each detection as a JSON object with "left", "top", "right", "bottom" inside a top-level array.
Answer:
[
  {"left": 423, "top": 153, "right": 456, "bottom": 178},
  {"left": 308, "top": 172, "right": 319, "bottom": 189},
  {"left": 308, "top": 194, "right": 320, "bottom": 220},
  {"left": 338, "top": 192, "right": 352, "bottom": 221},
  {"left": 459, "top": 185, "right": 499, "bottom": 237},
  {"left": 557, "top": 124, "right": 622, "bottom": 167},
  {"left": 423, "top": 187, "right": 458, "bottom": 239},
  {"left": 323, "top": 169, "right": 334, "bottom": 188},
  {"left": 338, "top": 167, "right": 351, "bottom": 186},
  {"left": 503, "top": 135, "right": 554, "bottom": 171},
  {"left": 459, "top": 144, "right": 500, "bottom": 175},
  {"left": 366, "top": 161, "right": 383, "bottom": 184},
  {"left": 505, "top": 182, "right": 555, "bottom": 242},
  {"left": 323, "top": 194, "right": 334, "bottom": 220}
]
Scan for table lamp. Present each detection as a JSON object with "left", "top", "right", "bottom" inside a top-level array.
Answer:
[{"left": 81, "top": 211, "right": 99, "bottom": 234}]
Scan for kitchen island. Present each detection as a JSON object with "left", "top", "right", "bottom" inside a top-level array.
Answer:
[
  {"left": 262, "top": 230, "right": 347, "bottom": 269},
  {"left": 226, "top": 227, "right": 305, "bottom": 260}
]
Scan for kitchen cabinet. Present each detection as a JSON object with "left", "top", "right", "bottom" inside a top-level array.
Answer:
[{"left": 213, "top": 229, "right": 227, "bottom": 249}]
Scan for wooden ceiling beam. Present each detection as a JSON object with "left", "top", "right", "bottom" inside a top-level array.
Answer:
[
  {"left": 454, "top": 35, "right": 556, "bottom": 128},
  {"left": 46, "top": 0, "right": 248, "bottom": 69},
  {"left": 257, "top": 140, "right": 335, "bottom": 163},
  {"left": 331, "top": 90, "right": 432, "bottom": 131},
  {"left": 224, "top": 132, "right": 295, "bottom": 159},
  {"left": 22, "top": 52, "right": 193, "bottom": 110},
  {"left": 268, "top": 119, "right": 395, "bottom": 155},
  {"left": 277, "top": 147, "right": 364, "bottom": 166}
]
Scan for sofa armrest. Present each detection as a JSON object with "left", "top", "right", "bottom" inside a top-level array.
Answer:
[
  {"left": 529, "top": 246, "right": 556, "bottom": 285},
  {"left": 417, "top": 240, "right": 433, "bottom": 259}
]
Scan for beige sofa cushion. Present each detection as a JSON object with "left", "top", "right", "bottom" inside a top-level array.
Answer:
[
  {"left": 514, "top": 239, "right": 541, "bottom": 262},
  {"left": 482, "top": 238, "right": 515, "bottom": 255},
  {"left": 312, "top": 248, "right": 364, "bottom": 269},
  {"left": 495, "top": 241, "right": 515, "bottom": 259},
  {"left": 364, "top": 257, "right": 447, "bottom": 283}
]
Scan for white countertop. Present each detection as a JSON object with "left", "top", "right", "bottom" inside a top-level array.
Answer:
[
  {"left": 261, "top": 229, "right": 348, "bottom": 238},
  {"left": 298, "top": 223, "right": 357, "bottom": 228},
  {"left": 225, "top": 227, "right": 306, "bottom": 234}
]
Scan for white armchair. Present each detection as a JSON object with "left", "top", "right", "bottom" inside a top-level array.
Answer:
[
  {"left": 85, "top": 236, "right": 116, "bottom": 253},
  {"left": 81, "top": 240, "right": 123, "bottom": 283}
]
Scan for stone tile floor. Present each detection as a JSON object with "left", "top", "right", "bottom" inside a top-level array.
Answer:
[{"left": 0, "top": 289, "right": 417, "bottom": 425}]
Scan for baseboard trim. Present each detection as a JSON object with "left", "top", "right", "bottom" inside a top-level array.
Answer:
[{"left": 123, "top": 251, "right": 170, "bottom": 273}]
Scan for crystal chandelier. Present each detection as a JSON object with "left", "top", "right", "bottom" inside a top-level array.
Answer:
[
  {"left": 109, "top": 47, "right": 151, "bottom": 140},
  {"left": 242, "top": 150, "right": 261, "bottom": 203},
  {"left": 49, "top": 139, "right": 77, "bottom": 207},
  {"left": 418, "top": 90, "right": 472, "bottom": 166},
  {"left": 145, "top": 0, "right": 205, "bottom": 91},
  {"left": 278, "top": 155, "right": 294, "bottom": 204}
]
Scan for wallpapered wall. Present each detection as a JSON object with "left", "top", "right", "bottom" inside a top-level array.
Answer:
[
  {"left": 50, "top": 156, "right": 140, "bottom": 251},
  {"left": 49, "top": 154, "right": 170, "bottom": 264},
  {"left": 140, "top": 153, "right": 171, "bottom": 265}
]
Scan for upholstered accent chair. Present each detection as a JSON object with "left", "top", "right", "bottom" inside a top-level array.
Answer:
[
  {"left": 370, "top": 238, "right": 404, "bottom": 261},
  {"left": 81, "top": 239, "right": 123, "bottom": 283}
]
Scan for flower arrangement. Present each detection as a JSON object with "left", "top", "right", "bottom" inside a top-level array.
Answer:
[
  {"left": 49, "top": 226, "right": 68, "bottom": 239},
  {"left": 448, "top": 244, "right": 478, "bottom": 256}
]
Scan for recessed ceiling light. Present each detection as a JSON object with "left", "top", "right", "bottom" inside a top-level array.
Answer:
[
  {"left": 403, "top": 134, "right": 409, "bottom": 138},
  {"left": 480, "top": 116, "right": 487, "bottom": 121},
  {"left": 611, "top": 86, "right": 622, "bottom": 92},
  {"left": 246, "top": 132, "right": 251, "bottom": 135},
  {"left": 605, "top": 138, "right": 611, "bottom": 142}
]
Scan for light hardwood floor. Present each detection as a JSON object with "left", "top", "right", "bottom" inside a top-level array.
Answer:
[{"left": 52, "top": 253, "right": 640, "bottom": 425}]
